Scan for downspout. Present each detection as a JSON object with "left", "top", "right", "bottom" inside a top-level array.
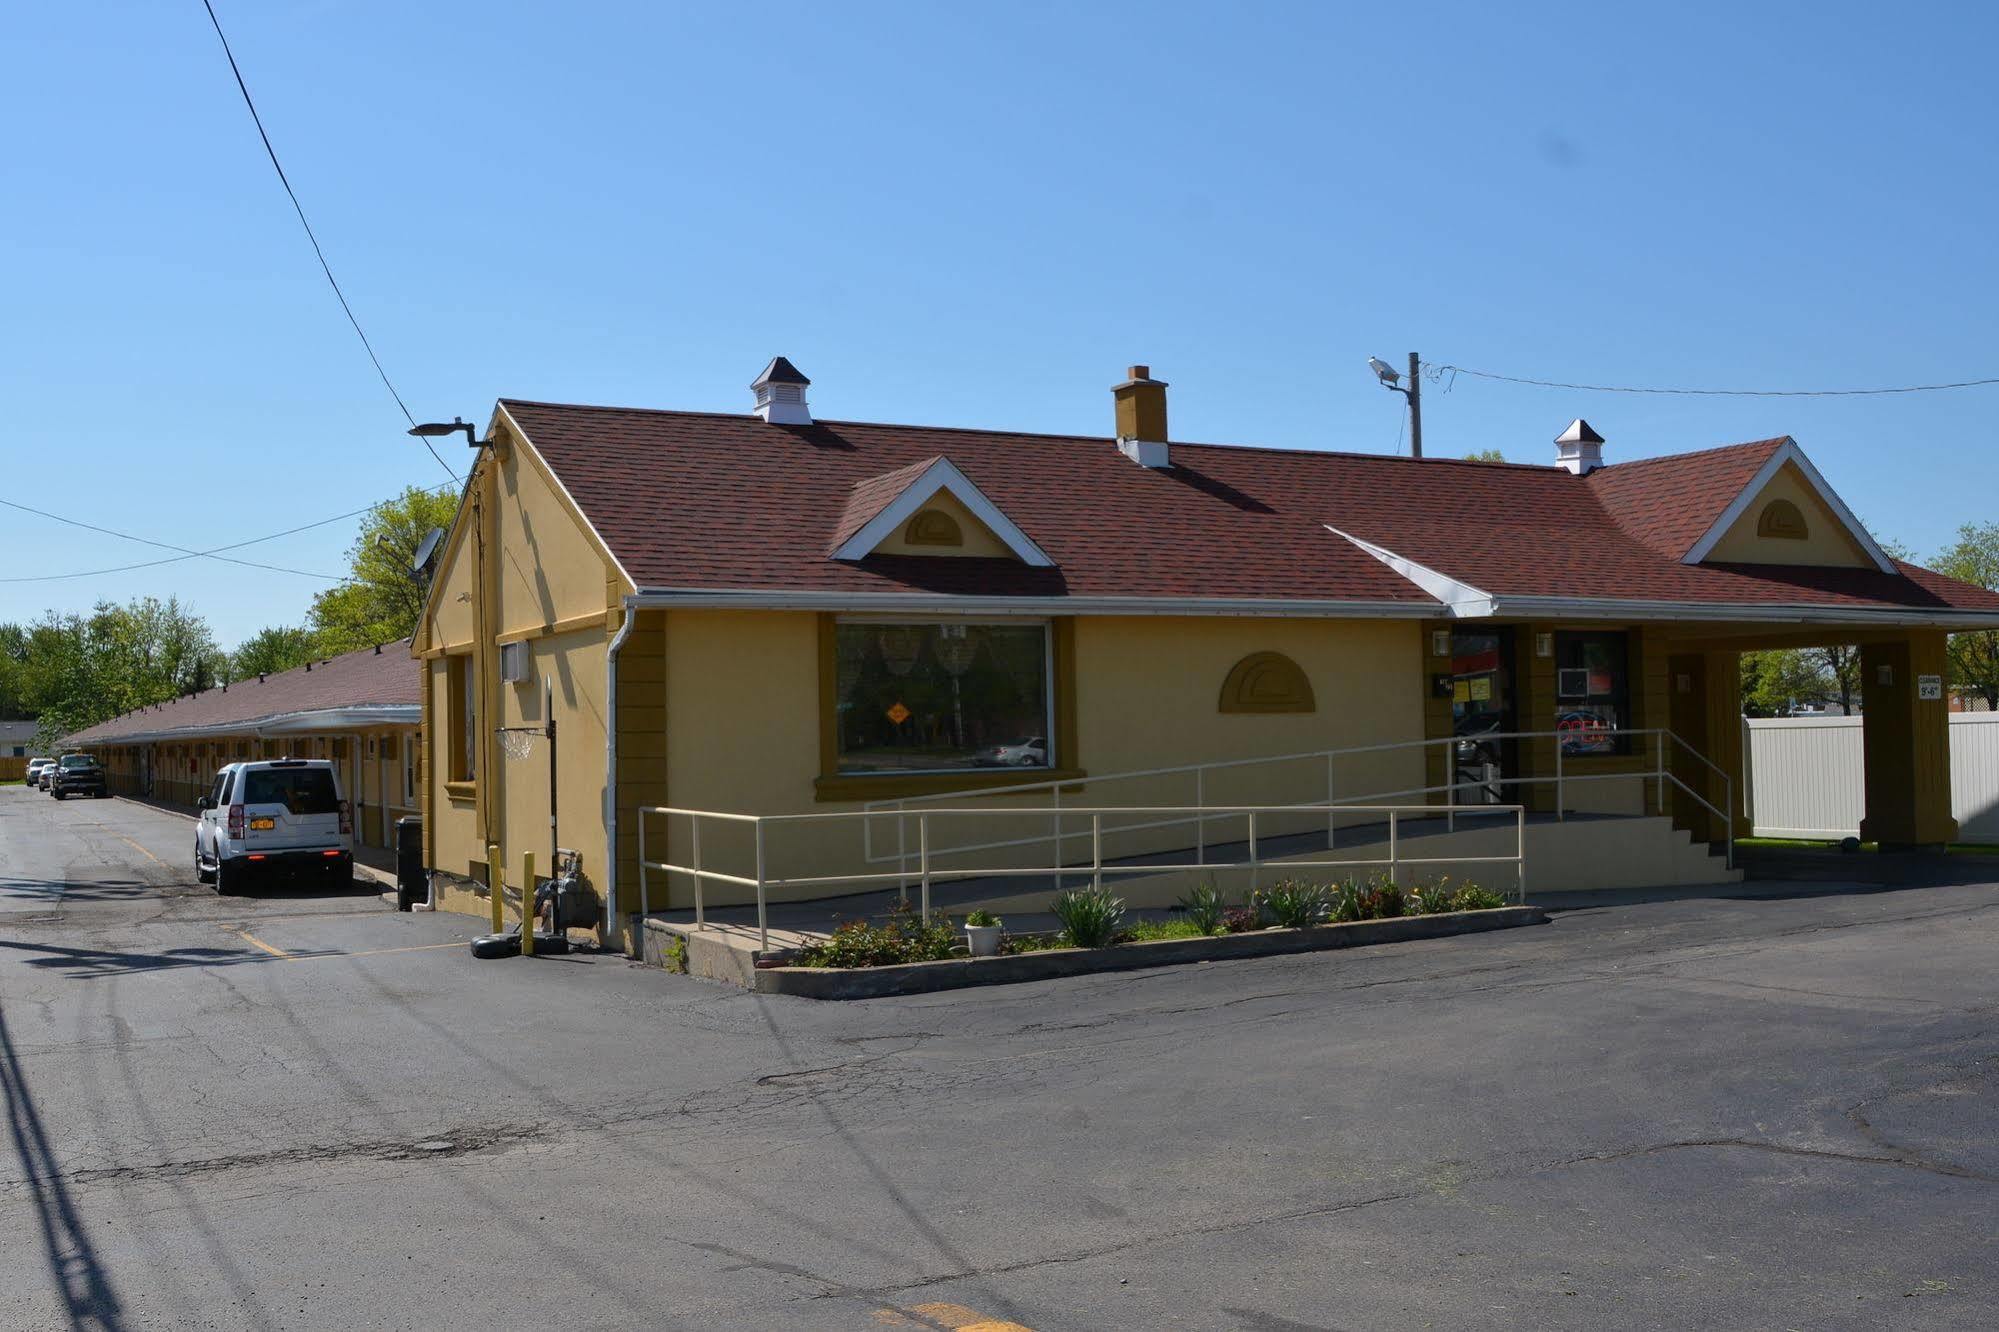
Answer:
[{"left": 602, "top": 598, "right": 639, "bottom": 954}]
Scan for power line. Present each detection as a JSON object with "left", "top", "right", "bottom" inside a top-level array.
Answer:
[
  {"left": 0, "top": 483, "right": 456, "bottom": 584},
  {"left": 197, "top": 0, "right": 457, "bottom": 482},
  {"left": 1432, "top": 363, "right": 1999, "bottom": 398}
]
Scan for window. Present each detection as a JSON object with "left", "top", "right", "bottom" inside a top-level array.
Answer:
[
  {"left": 834, "top": 622, "right": 1051, "bottom": 774},
  {"left": 403, "top": 731, "right": 419, "bottom": 805},
  {"left": 243, "top": 767, "right": 340, "bottom": 814},
  {"left": 447, "top": 655, "right": 476, "bottom": 782},
  {"left": 1757, "top": 498, "right": 1809, "bottom": 540},
  {"left": 902, "top": 508, "right": 964, "bottom": 547},
  {"left": 1554, "top": 631, "right": 1630, "bottom": 755}
]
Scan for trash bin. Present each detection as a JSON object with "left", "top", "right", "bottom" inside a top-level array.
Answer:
[{"left": 395, "top": 815, "right": 426, "bottom": 911}]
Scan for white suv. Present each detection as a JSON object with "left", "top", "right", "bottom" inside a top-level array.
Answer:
[{"left": 195, "top": 759, "right": 354, "bottom": 895}]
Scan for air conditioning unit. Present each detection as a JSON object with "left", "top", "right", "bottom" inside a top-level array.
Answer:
[{"left": 499, "top": 641, "right": 530, "bottom": 684}]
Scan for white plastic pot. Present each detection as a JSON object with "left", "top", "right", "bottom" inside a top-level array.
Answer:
[{"left": 964, "top": 924, "right": 1003, "bottom": 958}]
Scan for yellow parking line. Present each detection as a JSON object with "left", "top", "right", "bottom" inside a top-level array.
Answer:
[
  {"left": 112, "top": 832, "right": 164, "bottom": 866},
  {"left": 333, "top": 942, "right": 466, "bottom": 960},
  {"left": 903, "top": 1303, "right": 1036, "bottom": 1332},
  {"left": 227, "top": 928, "right": 291, "bottom": 959}
]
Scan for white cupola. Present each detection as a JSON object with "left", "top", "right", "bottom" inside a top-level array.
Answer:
[
  {"left": 1554, "top": 418, "right": 1605, "bottom": 475},
  {"left": 750, "top": 356, "right": 812, "bottom": 425}
]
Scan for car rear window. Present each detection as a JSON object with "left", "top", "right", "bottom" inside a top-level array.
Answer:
[{"left": 242, "top": 768, "right": 339, "bottom": 814}]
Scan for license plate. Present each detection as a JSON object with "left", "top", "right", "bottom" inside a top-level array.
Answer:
[{"left": 250, "top": 817, "right": 276, "bottom": 830}]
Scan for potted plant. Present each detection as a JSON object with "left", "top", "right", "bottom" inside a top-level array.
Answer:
[{"left": 964, "top": 909, "right": 1004, "bottom": 957}]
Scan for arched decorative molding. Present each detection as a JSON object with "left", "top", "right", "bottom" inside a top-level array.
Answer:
[
  {"left": 1219, "top": 651, "right": 1316, "bottom": 714},
  {"left": 1756, "top": 498, "right": 1809, "bottom": 540},
  {"left": 902, "top": 508, "right": 964, "bottom": 547}
]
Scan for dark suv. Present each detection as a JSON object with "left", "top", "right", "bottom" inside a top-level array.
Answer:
[{"left": 50, "top": 753, "right": 108, "bottom": 800}]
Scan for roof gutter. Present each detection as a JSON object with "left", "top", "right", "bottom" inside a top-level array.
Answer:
[
  {"left": 1487, "top": 596, "right": 1999, "bottom": 629},
  {"left": 625, "top": 588, "right": 1444, "bottom": 619}
]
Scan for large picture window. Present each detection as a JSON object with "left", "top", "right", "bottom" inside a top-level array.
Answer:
[
  {"left": 835, "top": 622, "right": 1051, "bottom": 774},
  {"left": 1554, "top": 631, "right": 1630, "bottom": 755}
]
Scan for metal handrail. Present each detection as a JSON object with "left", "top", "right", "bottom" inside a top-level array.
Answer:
[
  {"left": 861, "top": 725, "right": 1734, "bottom": 880},
  {"left": 638, "top": 802, "right": 1527, "bottom": 954}
]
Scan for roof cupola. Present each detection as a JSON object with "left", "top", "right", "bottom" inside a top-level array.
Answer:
[
  {"left": 1554, "top": 418, "right": 1605, "bottom": 475},
  {"left": 750, "top": 356, "right": 812, "bottom": 425}
]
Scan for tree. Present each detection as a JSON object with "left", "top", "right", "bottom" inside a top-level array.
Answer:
[
  {"left": 13, "top": 597, "right": 224, "bottom": 743},
  {"left": 1931, "top": 521, "right": 1999, "bottom": 708},
  {"left": 308, "top": 486, "right": 459, "bottom": 653},
  {"left": 1463, "top": 447, "right": 1505, "bottom": 463},
  {"left": 232, "top": 625, "right": 323, "bottom": 680},
  {"left": 1741, "top": 644, "right": 1862, "bottom": 715}
]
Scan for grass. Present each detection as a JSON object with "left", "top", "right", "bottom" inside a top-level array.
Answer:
[
  {"left": 1124, "top": 917, "right": 1209, "bottom": 942},
  {"left": 1739, "top": 836, "right": 1998, "bottom": 856}
]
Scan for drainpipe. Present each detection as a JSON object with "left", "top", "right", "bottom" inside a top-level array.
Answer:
[{"left": 602, "top": 599, "right": 639, "bottom": 954}]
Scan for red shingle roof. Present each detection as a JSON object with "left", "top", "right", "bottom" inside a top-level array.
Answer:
[
  {"left": 498, "top": 400, "right": 1999, "bottom": 619},
  {"left": 828, "top": 457, "right": 946, "bottom": 552},
  {"left": 64, "top": 645, "right": 420, "bottom": 746}
]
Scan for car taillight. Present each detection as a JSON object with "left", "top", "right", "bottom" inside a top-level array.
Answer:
[
  {"left": 226, "top": 804, "right": 245, "bottom": 837},
  {"left": 338, "top": 800, "right": 352, "bottom": 835}
]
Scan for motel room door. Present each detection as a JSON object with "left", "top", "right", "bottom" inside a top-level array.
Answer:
[{"left": 1450, "top": 628, "right": 1517, "bottom": 804}]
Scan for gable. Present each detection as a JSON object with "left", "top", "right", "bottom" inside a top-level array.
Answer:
[
  {"left": 1697, "top": 458, "right": 1881, "bottom": 570},
  {"left": 828, "top": 456, "right": 1052, "bottom": 566},
  {"left": 867, "top": 489, "right": 1019, "bottom": 559}
]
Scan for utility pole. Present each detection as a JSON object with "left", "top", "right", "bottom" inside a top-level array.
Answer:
[{"left": 1406, "top": 351, "right": 1423, "bottom": 459}]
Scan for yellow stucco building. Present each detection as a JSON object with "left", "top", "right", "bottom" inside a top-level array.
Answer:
[{"left": 414, "top": 360, "right": 1999, "bottom": 950}]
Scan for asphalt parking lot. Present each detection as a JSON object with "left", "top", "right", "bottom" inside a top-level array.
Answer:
[{"left": 2, "top": 785, "right": 1996, "bottom": 1330}]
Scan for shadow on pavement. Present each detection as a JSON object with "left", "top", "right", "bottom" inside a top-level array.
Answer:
[
  {"left": 0, "top": 938, "right": 334, "bottom": 978},
  {"left": 0, "top": 1004, "right": 126, "bottom": 1330}
]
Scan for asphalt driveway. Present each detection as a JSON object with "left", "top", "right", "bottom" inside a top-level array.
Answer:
[{"left": 2, "top": 786, "right": 1995, "bottom": 1330}]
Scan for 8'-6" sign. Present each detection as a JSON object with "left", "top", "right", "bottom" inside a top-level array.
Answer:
[{"left": 1918, "top": 675, "right": 1943, "bottom": 701}]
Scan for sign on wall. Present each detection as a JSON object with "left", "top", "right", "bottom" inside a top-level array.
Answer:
[{"left": 1918, "top": 675, "right": 1943, "bottom": 701}]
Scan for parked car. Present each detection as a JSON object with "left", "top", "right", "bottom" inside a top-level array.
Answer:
[
  {"left": 23, "top": 757, "right": 54, "bottom": 788},
  {"left": 195, "top": 758, "right": 353, "bottom": 895},
  {"left": 35, "top": 759, "right": 59, "bottom": 791},
  {"left": 974, "top": 735, "right": 1048, "bottom": 767},
  {"left": 48, "top": 753, "right": 108, "bottom": 800}
]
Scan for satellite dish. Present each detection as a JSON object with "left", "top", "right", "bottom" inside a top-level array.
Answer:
[{"left": 411, "top": 527, "right": 446, "bottom": 575}]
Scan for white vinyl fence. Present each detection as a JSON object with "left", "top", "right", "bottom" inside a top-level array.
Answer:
[{"left": 1745, "top": 712, "right": 1999, "bottom": 843}]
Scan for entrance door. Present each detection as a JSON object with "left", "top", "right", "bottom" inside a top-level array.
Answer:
[{"left": 1450, "top": 628, "right": 1517, "bottom": 804}]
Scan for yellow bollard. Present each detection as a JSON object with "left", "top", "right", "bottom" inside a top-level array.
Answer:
[
  {"left": 520, "top": 852, "right": 536, "bottom": 957},
  {"left": 487, "top": 844, "right": 503, "bottom": 934}
]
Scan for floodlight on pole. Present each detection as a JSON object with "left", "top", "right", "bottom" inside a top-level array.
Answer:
[
  {"left": 407, "top": 417, "right": 484, "bottom": 448},
  {"left": 1366, "top": 352, "right": 1424, "bottom": 458}
]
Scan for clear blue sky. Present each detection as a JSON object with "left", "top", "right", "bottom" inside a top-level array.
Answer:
[{"left": 6, "top": 1, "right": 1995, "bottom": 647}]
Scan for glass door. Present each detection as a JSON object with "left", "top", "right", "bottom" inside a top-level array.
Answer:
[{"left": 1450, "top": 628, "right": 1516, "bottom": 805}]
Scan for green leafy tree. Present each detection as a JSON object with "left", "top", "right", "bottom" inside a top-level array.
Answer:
[
  {"left": 1463, "top": 447, "right": 1505, "bottom": 463},
  {"left": 16, "top": 597, "right": 224, "bottom": 744},
  {"left": 1931, "top": 521, "right": 1999, "bottom": 708},
  {"left": 232, "top": 625, "right": 323, "bottom": 680},
  {"left": 308, "top": 486, "right": 459, "bottom": 652},
  {"left": 1741, "top": 644, "right": 1862, "bottom": 715}
]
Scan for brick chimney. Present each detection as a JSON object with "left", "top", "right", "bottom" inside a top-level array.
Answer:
[{"left": 1113, "top": 366, "right": 1169, "bottom": 469}]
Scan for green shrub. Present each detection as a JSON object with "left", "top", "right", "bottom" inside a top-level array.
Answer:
[
  {"left": 1263, "top": 879, "right": 1333, "bottom": 928},
  {"left": 1050, "top": 885, "right": 1127, "bottom": 948},
  {"left": 795, "top": 902, "right": 957, "bottom": 968},
  {"left": 1177, "top": 882, "right": 1226, "bottom": 935},
  {"left": 965, "top": 908, "right": 1002, "bottom": 928},
  {"left": 1449, "top": 883, "right": 1507, "bottom": 911},
  {"left": 1331, "top": 880, "right": 1369, "bottom": 923},
  {"left": 1410, "top": 877, "right": 1460, "bottom": 915}
]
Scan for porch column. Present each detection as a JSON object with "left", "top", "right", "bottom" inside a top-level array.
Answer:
[
  {"left": 1666, "top": 649, "right": 1748, "bottom": 843},
  {"left": 1859, "top": 632, "right": 1957, "bottom": 850}
]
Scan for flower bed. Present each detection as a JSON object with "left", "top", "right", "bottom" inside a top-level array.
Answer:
[{"left": 762, "top": 879, "right": 1544, "bottom": 1000}]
